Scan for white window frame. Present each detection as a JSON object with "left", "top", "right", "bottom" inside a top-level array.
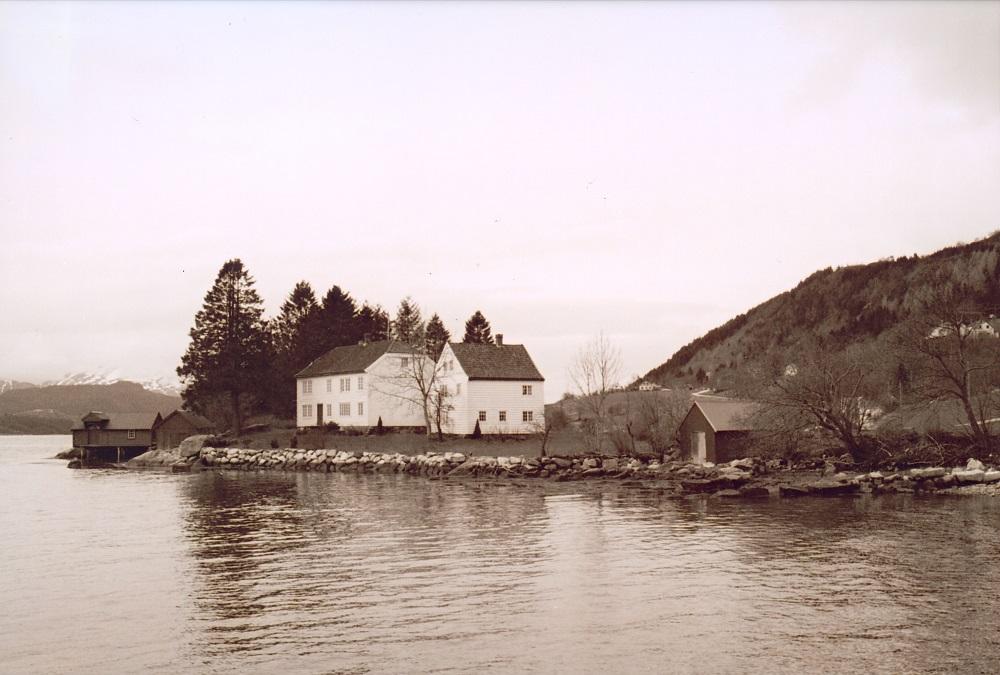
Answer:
[
  {"left": 358, "top": 376, "right": 364, "bottom": 390},
  {"left": 326, "top": 403, "right": 332, "bottom": 417},
  {"left": 478, "top": 410, "right": 487, "bottom": 422},
  {"left": 127, "top": 429, "right": 136, "bottom": 440},
  {"left": 499, "top": 410, "right": 507, "bottom": 422},
  {"left": 400, "top": 357, "right": 409, "bottom": 369},
  {"left": 302, "top": 404, "right": 312, "bottom": 417},
  {"left": 456, "top": 382, "right": 462, "bottom": 395},
  {"left": 522, "top": 410, "right": 533, "bottom": 422},
  {"left": 340, "top": 403, "right": 350, "bottom": 417},
  {"left": 326, "top": 379, "right": 332, "bottom": 393},
  {"left": 358, "top": 402, "right": 364, "bottom": 416},
  {"left": 302, "top": 380, "right": 312, "bottom": 394},
  {"left": 522, "top": 384, "right": 532, "bottom": 396}
]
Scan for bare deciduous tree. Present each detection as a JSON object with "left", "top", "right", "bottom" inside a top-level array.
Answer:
[
  {"left": 892, "top": 292, "right": 1000, "bottom": 450},
  {"left": 568, "top": 332, "right": 623, "bottom": 450}
]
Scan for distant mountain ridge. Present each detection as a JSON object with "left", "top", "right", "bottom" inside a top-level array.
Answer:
[
  {"left": 642, "top": 231, "right": 1000, "bottom": 387},
  {"left": 41, "top": 372, "right": 183, "bottom": 396},
  {"left": 0, "top": 381, "right": 182, "bottom": 434}
]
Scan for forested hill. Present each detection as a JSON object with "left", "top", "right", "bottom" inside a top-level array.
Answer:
[
  {"left": 643, "top": 232, "right": 1000, "bottom": 386},
  {"left": 0, "top": 381, "right": 182, "bottom": 434}
]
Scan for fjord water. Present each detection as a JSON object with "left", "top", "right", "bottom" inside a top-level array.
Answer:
[{"left": 2, "top": 437, "right": 999, "bottom": 674}]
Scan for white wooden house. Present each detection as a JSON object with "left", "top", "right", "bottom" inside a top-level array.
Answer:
[
  {"left": 295, "top": 340, "right": 431, "bottom": 429},
  {"left": 435, "top": 336, "right": 545, "bottom": 435}
]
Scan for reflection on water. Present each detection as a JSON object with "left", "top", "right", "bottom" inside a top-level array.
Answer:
[{"left": 2, "top": 437, "right": 999, "bottom": 674}]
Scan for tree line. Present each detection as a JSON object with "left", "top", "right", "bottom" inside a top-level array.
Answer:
[{"left": 177, "top": 259, "right": 500, "bottom": 434}]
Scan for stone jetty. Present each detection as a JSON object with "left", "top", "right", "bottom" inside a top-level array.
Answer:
[{"left": 120, "top": 439, "right": 1000, "bottom": 499}]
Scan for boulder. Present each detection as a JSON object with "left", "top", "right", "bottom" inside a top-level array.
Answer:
[
  {"left": 779, "top": 485, "right": 811, "bottom": 498},
  {"left": 966, "top": 458, "right": 986, "bottom": 471},
  {"left": 738, "top": 486, "right": 770, "bottom": 498},
  {"left": 581, "top": 467, "right": 604, "bottom": 478},
  {"left": 910, "top": 467, "right": 947, "bottom": 480},
  {"left": 983, "top": 471, "right": 1000, "bottom": 484},
  {"left": 551, "top": 457, "right": 572, "bottom": 469},
  {"left": 602, "top": 458, "right": 619, "bottom": 472},
  {"left": 729, "top": 458, "right": 754, "bottom": 470},
  {"left": 954, "top": 469, "right": 986, "bottom": 484},
  {"left": 809, "top": 481, "right": 860, "bottom": 496}
]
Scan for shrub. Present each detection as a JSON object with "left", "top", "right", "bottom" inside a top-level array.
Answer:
[
  {"left": 269, "top": 438, "right": 280, "bottom": 449},
  {"left": 324, "top": 421, "right": 340, "bottom": 433},
  {"left": 290, "top": 435, "right": 298, "bottom": 449},
  {"left": 470, "top": 420, "right": 482, "bottom": 439}
]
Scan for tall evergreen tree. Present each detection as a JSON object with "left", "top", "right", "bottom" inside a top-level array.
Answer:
[
  {"left": 462, "top": 310, "right": 494, "bottom": 344},
  {"left": 356, "top": 302, "right": 390, "bottom": 341},
  {"left": 177, "top": 259, "right": 271, "bottom": 435},
  {"left": 424, "top": 313, "right": 451, "bottom": 358},
  {"left": 270, "top": 281, "right": 321, "bottom": 416},
  {"left": 393, "top": 296, "right": 424, "bottom": 343},
  {"left": 316, "top": 285, "right": 359, "bottom": 353}
]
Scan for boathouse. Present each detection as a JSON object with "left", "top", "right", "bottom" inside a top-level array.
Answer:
[
  {"left": 153, "top": 410, "right": 215, "bottom": 449},
  {"left": 71, "top": 411, "right": 162, "bottom": 462},
  {"left": 678, "top": 398, "right": 759, "bottom": 464}
]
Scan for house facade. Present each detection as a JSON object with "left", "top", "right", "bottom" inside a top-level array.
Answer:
[
  {"left": 435, "top": 336, "right": 545, "bottom": 435},
  {"left": 71, "top": 411, "right": 162, "bottom": 462},
  {"left": 295, "top": 340, "right": 431, "bottom": 429},
  {"left": 677, "top": 398, "right": 759, "bottom": 464}
]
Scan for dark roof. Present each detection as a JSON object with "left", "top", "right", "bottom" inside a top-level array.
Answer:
[
  {"left": 692, "top": 397, "right": 759, "bottom": 432},
  {"left": 448, "top": 343, "right": 544, "bottom": 381},
  {"left": 72, "top": 411, "right": 161, "bottom": 431},
  {"left": 155, "top": 410, "right": 214, "bottom": 431},
  {"left": 296, "top": 340, "right": 417, "bottom": 378}
]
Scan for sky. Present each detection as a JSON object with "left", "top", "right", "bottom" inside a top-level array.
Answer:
[{"left": 1, "top": 1, "right": 998, "bottom": 401}]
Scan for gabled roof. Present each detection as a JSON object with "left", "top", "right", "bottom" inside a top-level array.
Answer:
[
  {"left": 72, "top": 411, "right": 161, "bottom": 431},
  {"left": 691, "top": 397, "right": 759, "bottom": 432},
  {"left": 296, "top": 340, "right": 417, "bottom": 378},
  {"left": 155, "top": 409, "right": 214, "bottom": 431},
  {"left": 447, "top": 342, "right": 544, "bottom": 381}
]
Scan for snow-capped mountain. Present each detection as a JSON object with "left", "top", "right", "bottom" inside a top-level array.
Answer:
[
  {"left": 0, "top": 380, "right": 37, "bottom": 395},
  {"left": 38, "top": 371, "right": 184, "bottom": 396}
]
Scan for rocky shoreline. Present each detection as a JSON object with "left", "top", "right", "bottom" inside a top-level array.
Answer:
[{"left": 117, "top": 438, "right": 1000, "bottom": 498}]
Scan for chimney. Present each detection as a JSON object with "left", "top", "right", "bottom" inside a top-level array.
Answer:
[{"left": 496, "top": 334, "right": 503, "bottom": 346}]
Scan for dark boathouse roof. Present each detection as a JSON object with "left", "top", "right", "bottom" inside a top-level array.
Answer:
[
  {"left": 72, "top": 411, "right": 161, "bottom": 431},
  {"left": 448, "top": 342, "right": 544, "bottom": 381},
  {"left": 689, "top": 398, "right": 759, "bottom": 432},
  {"left": 155, "top": 410, "right": 215, "bottom": 431},
  {"left": 296, "top": 340, "right": 417, "bottom": 379}
]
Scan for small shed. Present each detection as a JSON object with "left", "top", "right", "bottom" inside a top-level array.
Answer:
[
  {"left": 677, "top": 398, "right": 759, "bottom": 464},
  {"left": 71, "top": 411, "right": 162, "bottom": 462},
  {"left": 153, "top": 410, "right": 215, "bottom": 450}
]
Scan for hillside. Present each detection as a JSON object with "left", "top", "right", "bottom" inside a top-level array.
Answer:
[
  {"left": 643, "top": 231, "right": 1000, "bottom": 387},
  {"left": 0, "top": 381, "right": 182, "bottom": 434}
]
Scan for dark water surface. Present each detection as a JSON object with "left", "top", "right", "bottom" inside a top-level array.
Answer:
[{"left": 2, "top": 436, "right": 999, "bottom": 674}]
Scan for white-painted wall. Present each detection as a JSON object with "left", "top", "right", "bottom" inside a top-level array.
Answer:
[
  {"left": 435, "top": 343, "right": 544, "bottom": 435},
  {"left": 295, "top": 352, "right": 430, "bottom": 429},
  {"left": 366, "top": 352, "right": 432, "bottom": 428}
]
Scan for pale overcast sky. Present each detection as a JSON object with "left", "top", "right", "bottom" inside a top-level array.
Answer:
[{"left": 1, "top": 1, "right": 998, "bottom": 400}]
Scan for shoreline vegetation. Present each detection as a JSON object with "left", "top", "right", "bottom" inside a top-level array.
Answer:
[{"left": 82, "top": 435, "right": 1000, "bottom": 499}]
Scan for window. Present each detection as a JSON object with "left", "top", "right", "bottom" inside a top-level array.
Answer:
[
  {"left": 478, "top": 410, "right": 487, "bottom": 422},
  {"left": 522, "top": 385, "right": 532, "bottom": 396},
  {"left": 358, "top": 376, "right": 364, "bottom": 390},
  {"left": 358, "top": 402, "right": 364, "bottom": 416},
  {"left": 127, "top": 429, "right": 136, "bottom": 440},
  {"left": 523, "top": 410, "right": 533, "bottom": 422},
  {"left": 326, "top": 379, "right": 332, "bottom": 393},
  {"left": 340, "top": 403, "right": 350, "bottom": 416},
  {"left": 340, "top": 377, "right": 351, "bottom": 392},
  {"left": 456, "top": 382, "right": 462, "bottom": 395},
  {"left": 302, "top": 380, "right": 312, "bottom": 394},
  {"left": 400, "top": 357, "right": 409, "bottom": 368},
  {"left": 499, "top": 411, "right": 507, "bottom": 422},
  {"left": 302, "top": 404, "right": 312, "bottom": 417},
  {"left": 326, "top": 404, "right": 332, "bottom": 417}
]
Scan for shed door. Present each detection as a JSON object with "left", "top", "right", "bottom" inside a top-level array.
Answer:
[{"left": 692, "top": 431, "right": 707, "bottom": 464}]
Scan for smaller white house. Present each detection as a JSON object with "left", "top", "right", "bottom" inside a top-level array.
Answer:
[
  {"left": 295, "top": 340, "right": 431, "bottom": 429},
  {"left": 435, "top": 336, "right": 545, "bottom": 435}
]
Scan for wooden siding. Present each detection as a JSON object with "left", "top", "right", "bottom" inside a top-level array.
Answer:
[
  {"left": 72, "top": 428, "right": 153, "bottom": 449},
  {"left": 155, "top": 415, "right": 211, "bottom": 450},
  {"left": 678, "top": 405, "right": 751, "bottom": 463},
  {"left": 295, "top": 352, "right": 430, "bottom": 428}
]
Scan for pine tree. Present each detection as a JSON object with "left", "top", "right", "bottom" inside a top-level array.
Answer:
[
  {"left": 463, "top": 310, "right": 494, "bottom": 344},
  {"left": 356, "top": 302, "right": 390, "bottom": 341},
  {"left": 316, "top": 285, "right": 359, "bottom": 353},
  {"left": 393, "top": 296, "right": 424, "bottom": 343},
  {"left": 424, "top": 313, "right": 451, "bottom": 358},
  {"left": 270, "top": 281, "right": 320, "bottom": 416},
  {"left": 177, "top": 259, "right": 271, "bottom": 436}
]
